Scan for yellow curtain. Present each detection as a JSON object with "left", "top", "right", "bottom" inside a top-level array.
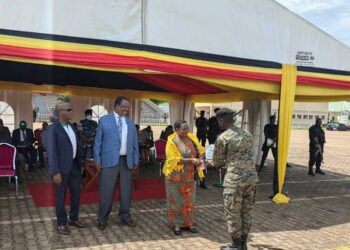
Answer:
[{"left": 273, "top": 64, "right": 297, "bottom": 204}]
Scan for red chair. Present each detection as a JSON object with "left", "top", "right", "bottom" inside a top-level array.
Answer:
[
  {"left": 0, "top": 143, "right": 18, "bottom": 196},
  {"left": 154, "top": 139, "right": 167, "bottom": 176}
]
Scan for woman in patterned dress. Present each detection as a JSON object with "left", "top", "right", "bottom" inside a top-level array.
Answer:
[{"left": 163, "top": 120, "right": 205, "bottom": 236}]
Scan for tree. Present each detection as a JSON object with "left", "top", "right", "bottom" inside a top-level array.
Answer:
[{"left": 57, "top": 95, "right": 71, "bottom": 103}]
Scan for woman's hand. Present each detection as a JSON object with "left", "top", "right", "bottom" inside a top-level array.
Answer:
[{"left": 191, "top": 158, "right": 203, "bottom": 166}]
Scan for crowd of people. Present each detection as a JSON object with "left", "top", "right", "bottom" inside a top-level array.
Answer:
[{"left": 0, "top": 97, "right": 328, "bottom": 250}]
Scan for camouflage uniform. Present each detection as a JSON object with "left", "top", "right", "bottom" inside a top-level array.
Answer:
[
  {"left": 79, "top": 119, "right": 98, "bottom": 159},
  {"left": 213, "top": 124, "right": 258, "bottom": 239}
]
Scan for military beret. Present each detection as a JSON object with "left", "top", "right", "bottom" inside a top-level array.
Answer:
[{"left": 216, "top": 108, "right": 235, "bottom": 118}]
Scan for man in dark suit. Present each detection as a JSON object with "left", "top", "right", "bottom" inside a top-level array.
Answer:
[
  {"left": 0, "top": 119, "right": 11, "bottom": 139},
  {"left": 94, "top": 96, "right": 139, "bottom": 230},
  {"left": 46, "top": 102, "right": 86, "bottom": 235},
  {"left": 12, "top": 120, "right": 36, "bottom": 171}
]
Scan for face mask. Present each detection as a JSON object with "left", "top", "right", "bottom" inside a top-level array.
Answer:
[{"left": 86, "top": 115, "right": 92, "bottom": 120}]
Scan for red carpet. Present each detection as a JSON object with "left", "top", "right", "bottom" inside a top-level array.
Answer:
[{"left": 27, "top": 178, "right": 165, "bottom": 208}]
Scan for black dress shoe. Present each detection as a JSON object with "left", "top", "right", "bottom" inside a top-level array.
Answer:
[
  {"left": 315, "top": 170, "right": 326, "bottom": 174},
  {"left": 308, "top": 171, "right": 315, "bottom": 176},
  {"left": 119, "top": 217, "right": 137, "bottom": 227},
  {"left": 174, "top": 228, "right": 182, "bottom": 236},
  {"left": 97, "top": 221, "right": 107, "bottom": 230},
  {"left": 68, "top": 220, "right": 86, "bottom": 228},
  {"left": 199, "top": 185, "right": 207, "bottom": 189},
  {"left": 57, "top": 225, "right": 71, "bottom": 235},
  {"left": 187, "top": 227, "right": 198, "bottom": 233}
]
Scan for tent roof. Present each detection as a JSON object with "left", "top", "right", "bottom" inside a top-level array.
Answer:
[{"left": 1, "top": 0, "right": 350, "bottom": 102}]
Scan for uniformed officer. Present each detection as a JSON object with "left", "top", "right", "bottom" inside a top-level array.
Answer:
[
  {"left": 258, "top": 115, "right": 277, "bottom": 171},
  {"left": 308, "top": 117, "right": 326, "bottom": 175},
  {"left": 195, "top": 110, "right": 208, "bottom": 147},
  {"left": 213, "top": 108, "right": 258, "bottom": 250},
  {"left": 207, "top": 107, "right": 221, "bottom": 144},
  {"left": 79, "top": 109, "right": 98, "bottom": 160}
]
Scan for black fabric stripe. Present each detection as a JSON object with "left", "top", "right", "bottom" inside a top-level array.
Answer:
[
  {"left": 298, "top": 66, "right": 350, "bottom": 77},
  {"left": 0, "top": 60, "right": 167, "bottom": 92},
  {"left": 0, "top": 28, "right": 281, "bottom": 69}
]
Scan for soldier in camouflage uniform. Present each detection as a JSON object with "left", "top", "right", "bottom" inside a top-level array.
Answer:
[
  {"left": 79, "top": 109, "right": 98, "bottom": 160},
  {"left": 213, "top": 108, "right": 258, "bottom": 250}
]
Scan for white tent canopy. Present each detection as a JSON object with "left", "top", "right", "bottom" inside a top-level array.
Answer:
[{"left": 1, "top": 0, "right": 349, "bottom": 71}]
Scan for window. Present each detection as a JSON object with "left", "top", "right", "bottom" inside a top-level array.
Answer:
[
  {"left": 297, "top": 114, "right": 302, "bottom": 119},
  {"left": 91, "top": 105, "right": 108, "bottom": 122},
  {"left": 309, "top": 115, "right": 314, "bottom": 120},
  {"left": 303, "top": 115, "right": 308, "bottom": 119},
  {"left": 0, "top": 101, "right": 15, "bottom": 131},
  {"left": 321, "top": 115, "right": 326, "bottom": 120},
  {"left": 292, "top": 114, "right": 296, "bottom": 119},
  {"left": 315, "top": 115, "right": 319, "bottom": 119}
]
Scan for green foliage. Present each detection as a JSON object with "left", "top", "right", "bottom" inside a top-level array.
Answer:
[
  {"left": 150, "top": 99, "right": 168, "bottom": 105},
  {"left": 57, "top": 95, "right": 71, "bottom": 103}
]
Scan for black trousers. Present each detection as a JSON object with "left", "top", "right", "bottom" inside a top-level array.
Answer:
[
  {"left": 260, "top": 146, "right": 277, "bottom": 167},
  {"left": 17, "top": 147, "right": 36, "bottom": 169},
  {"left": 55, "top": 163, "right": 82, "bottom": 226},
  {"left": 196, "top": 132, "right": 206, "bottom": 147},
  {"left": 309, "top": 146, "right": 323, "bottom": 171},
  {"left": 273, "top": 162, "right": 278, "bottom": 195}
]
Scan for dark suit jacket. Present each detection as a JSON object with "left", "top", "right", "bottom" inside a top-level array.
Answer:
[
  {"left": 12, "top": 128, "right": 34, "bottom": 147},
  {"left": 46, "top": 121, "right": 82, "bottom": 176}
]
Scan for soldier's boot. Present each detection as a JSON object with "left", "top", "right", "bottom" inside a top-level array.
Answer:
[
  {"left": 241, "top": 235, "right": 248, "bottom": 250},
  {"left": 315, "top": 167, "right": 325, "bottom": 174},
  {"left": 220, "top": 238, "right": 242, "bottom": 250},
  {"left": 308, "top": 166, "right": 315, "bottom": 176}
]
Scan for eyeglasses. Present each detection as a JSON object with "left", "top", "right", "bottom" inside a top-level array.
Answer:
[{"left": 61, "top": 109, "right": 73, "bottom": 112}]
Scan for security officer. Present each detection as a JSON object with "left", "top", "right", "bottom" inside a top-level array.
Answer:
[
  {"left": 308, "top": 117, "right": 326, "bottom": 175},
  {"left": 79, "top": 109, "right": 98, "bottom": 160},
  {"left": 213, "top": 108, "right": 258, "bottom": 250},
  {"left": 258, "top": 115, "right": 277, "bottom": 171},
  {"left": 195, "top": 110, "right": 208, "bottom": 147},
  {"left": 207, "top": 107, "right": 221, "bottom": 144}
]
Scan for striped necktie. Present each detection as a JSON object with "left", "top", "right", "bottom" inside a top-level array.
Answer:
[{"left": 117, "top": 117, "right": 122, "bottom": 138}]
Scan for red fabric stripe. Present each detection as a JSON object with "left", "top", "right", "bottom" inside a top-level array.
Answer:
[
  {"left": 0, "top": 44, "right": 281, "bottom": 82},
  {"left": 129, "top": 74, "right": 226, "bottom": 95},
  {"left": 298, "top": 76, "right": 350, "bottom": 89}
]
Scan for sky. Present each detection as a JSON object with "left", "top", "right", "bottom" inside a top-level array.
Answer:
[{"left": 276, "top": 0, "right": 350, "bottom": 48}]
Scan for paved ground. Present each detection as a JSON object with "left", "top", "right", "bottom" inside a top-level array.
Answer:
[{"left": 1, "top": 130, "right": 350, "bottom": 250}]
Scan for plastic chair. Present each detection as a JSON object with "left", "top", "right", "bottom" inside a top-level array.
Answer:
[
  {"left": 0, "top": 143, "right": 18, "bottom": 196},
  {"left": 154, "top": 139, "right": 167, "bottom": 176}
]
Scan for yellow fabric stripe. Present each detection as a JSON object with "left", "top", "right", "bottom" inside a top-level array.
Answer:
[
  {"left": 298, "top": 70, "right": 350, "bottom": 82},
  {"left": 0, "top": 81, "right": 184, "bottom": 101},
  {"left": 186, "top": 91, "right": 277, "bottom": 103},
  {"left": 275, "top": 64, "right": 297, "bottom": 204},
  {"left": 190, "top": 76, "right": 280, "bottom": 94},
  {"left": 0, "top": 34, "right": 282, "bottom": 75},
  {"left": 296, "top": 84, "right": 350, "bottom": 96}
]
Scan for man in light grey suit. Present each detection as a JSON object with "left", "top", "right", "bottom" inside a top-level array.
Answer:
[{"left": 94, "top": 96, "right": 139, "bottom": 230}]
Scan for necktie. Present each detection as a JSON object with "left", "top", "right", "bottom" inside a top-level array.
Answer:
[{"left": 118, "top": 117, "right": 122, "bottom": 139}]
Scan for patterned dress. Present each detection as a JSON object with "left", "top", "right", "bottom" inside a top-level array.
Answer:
[{"left": 165, "top": 136, "right": 198, "bottom": 228}]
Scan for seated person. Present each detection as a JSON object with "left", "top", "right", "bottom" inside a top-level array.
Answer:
[
  {"left": 12, "top": 120, "right": 36, "bottom": 171},
  {"left": 160, "top": 125, "right": 174, "bottom": 141},
  {"left": 34, "top": 122, "right": 48, "bottom": 168},
  {"left": 139, "top": 126, "right": 154, "bottom": 166}
]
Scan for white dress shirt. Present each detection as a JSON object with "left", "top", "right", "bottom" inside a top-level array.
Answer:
[
  {"left": 63, "top": 124, "right": 77, "bottom": 159},
  {"left": 114, "top": 112, "right": 128, "bottom": 155}
]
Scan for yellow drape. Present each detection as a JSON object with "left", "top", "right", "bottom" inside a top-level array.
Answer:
[{"left": 273, "top": 64, "right": 297, "bottom": 204}]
